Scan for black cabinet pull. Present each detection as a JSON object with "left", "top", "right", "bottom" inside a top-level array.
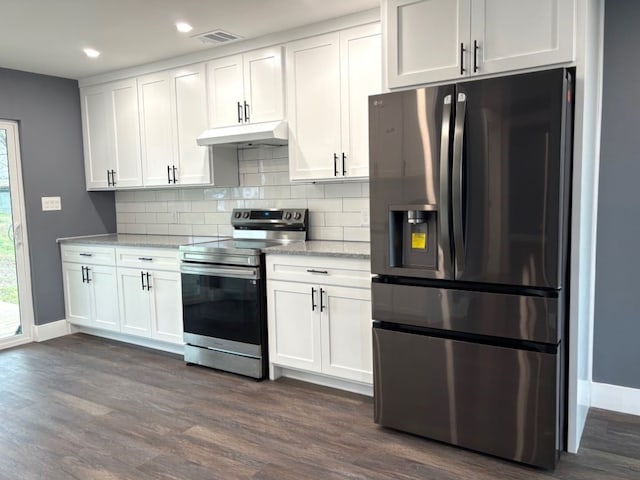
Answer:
[
  {"left": 244, "top": 101, "right": 250, "bottom": 122},
  {"left": 107, "top": 169, "right": 112, "bottom": 186},
  {"left": 81, "top": 266, "right": 86, "bottom": 283},
  {"left": 460, "top": 43, "right": 466, "bottom": 75},
  {"left": 141, "top": 271, "right": 146, "bottom": 290},
  {"left": 85, "top": 267, "right": 91, "bottom": 283},
  {"left": 320, "top": 288, "right": 326, "bottom": 312},
  {"left": 311, "top": 287, "right": 317, "bottom": 311},
  {"left": 111, "top": 170, "right": 116, "bottom": 186},
  {"left": 167, "top": 165, "right": 172, "bottom": 184},
  {"left": 342, "top": 152, "right": 346, "bottom": 175},
  {"left": 237, "top": 101, "right": 243, "bottom": 123},
  {"left": 333, "top": 153, "right": 339, "bottom": 176},
  {"left": 138, "top": 257, "right": 153, "bottom": 261},
  {"left": 172, "top": 165, "right": 178, "bottom": 184},
  {"left": 79, "top": 253, "right": 93, "bottom": 257},
  {"left": 306, "top": 269, "right": 328, "bottom": 274},
  {"left": 146, "top": 272, "right": 152, "bottom": 290},
  {"left": 473, "top": 40, "right": 479, "bottom": 73}
]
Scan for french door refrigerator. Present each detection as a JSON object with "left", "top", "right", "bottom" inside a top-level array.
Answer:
[{"left": 369, "top": 68, "right": 573, "bottom": 470}]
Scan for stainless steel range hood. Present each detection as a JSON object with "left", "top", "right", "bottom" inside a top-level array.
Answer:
[{"left": 197, "top": 120, "right": 288, "bottom": 147}]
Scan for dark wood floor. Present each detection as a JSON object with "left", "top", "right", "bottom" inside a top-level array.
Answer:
[{"left": 0, "top": 334, "right": 638, "bottom": 480}]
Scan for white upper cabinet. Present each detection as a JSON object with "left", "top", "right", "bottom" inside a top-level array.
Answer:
[
  {"left": 287, "top": 23, "right": 382, "bottom": 182},
  {"left": 81, "top": 79, "right": 143, "bottom": 190},
  {"left": 138, "top": 65, "right": 211, "bottom": 187},
  {"left": 385, "top": 0, "right": 575, "bottom": 88},
  {"left": 206, "top": 47, "right": 284, "bottom": 127}
]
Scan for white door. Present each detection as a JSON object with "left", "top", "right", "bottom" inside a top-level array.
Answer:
[
  {"left": 62, "top": 262, "right": 91, "bottom": 327},
  {"left": 206, "top": 55, "right": 245, "bottom": 127},
  {"left": 170, "top": 65, "right": 210, "bottom": 186},
  {"left": 81, "top": 86, "right": 113, "bottom": 189},
  {"left": 89, "top": 265, "right": 119, "bottom": 332},
  {"left": 0, "top": 121, "right": 34, "bottom": 348},
  {"left": 320, "top": 285, "right": 373, "bottom": 383},
  {"left": 386, "top": 0, "right": 471, "bottom": 87},
  {"left": 118, "top": 268, "right": 151, "bottom": 336},
  {"left": 138, "top": 71, "right": 175, "bottom": 187},
  {"left": 267, "top": 280, "right": 322, "bottom": 372},
  {"left": 243, "top": 47, "right": 284, "bottom": 124},
  {"left": 340, "top": 24, "right": 382, "bottom": 179},
  {"left": 470, "top": 0, "right": 575, "bottom": 75},
  {"left": 110, "top": 79, "right": 143, "bottom": 188},
  {"left": 149, "top": 270, "right": 183, "bottom": 344},
  {"left": 286, "top": 33, "right": 342, "bottom": 181}
]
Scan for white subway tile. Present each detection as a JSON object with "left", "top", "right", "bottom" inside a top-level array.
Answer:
[
  {"left": 217, "top": 200, "right": 245, "bottom": 212},
  {"left": 204, "top": 212, "right": 231, "bottom": 224},
  {"left": 308, "top": 199, "right": 343, "bottom": 213},
  {"left": 155, "top": 190, "right": 180, "bottom": 201},
  {"left": 191, "top": 201, "right": 219, "bottom": 213},
  {"left": 325, "top": 212, "right": 362, "bottom": 227},
  {"left": 343, "top": 198, "right": 370, "bottom": 212},
  {"left": 118, "top": 213, "right": 136, "bottom": 224},
  {"left": 325, "top": 182, "right": 362, "bottom": 198},
  {"left": 240, "top": 148, "right": 266, "bottom": 161},
  {"left": 260, "top": 172, "right": 290, "bottom": 186},
  {"left": 232, "top": 186, "right": 260, "bottom": 199},
  {"left": 259, "top": 199, "right": 306, "bottom": 209},
  {"left": 309, "top": 226, "right": 343, "bottom": 241},
  {"left": 244, "top": 200, "right": 271, "bottom": 209},
  {"left": 180, "top": 189, "right": 205, "bottom": 201},
  {"left": 134, "top": 190, "right": 157, "bottom": 202},
  {"left": 135, "top": 213, "right": 158, "bottom": 224},
  {"left": 203, "top": 187, "right": 231, "bottom": 200},
  {"left": 291, "top": 184, "right": 325, "bottom": 199},
  {"left": 361, "top": 182, "right": 370, "bottom": 197},
  {"left": 193, "top": 224, "right": 219, "bottom": 236},
  {"left": 167, "top": 201, "right": 192, "bottom": 212},
  {"left": 239, "top": 159, "right": 259, "bottom": 173},
  {"left": 309, "top": 212, "right": 325, "bottom": 227},
  {"left": 271, "top": 146, "right": 288, "bottom": 159},
  {"left": 127, "top": 223, "right": 147, "bottom": 234},
  {"left": 180, "top": 212, "right": 205, "bottom": 225},
  {"left": 116, "top": 191, "right": 137, "bottom": 202},
  {"left": 117, "top": 202, "right": 144, "bottom": 213},
  {"left": 145, "top": 202, "right": 168, "bottom": 213},
  {"left": 344, "top": 227, "right": 370, "bottom": 242},
  {"left": 145, "top": 224, "right": 169, "bottom": 235},
  {"left": 218, "top": 225, "right": 233, "bottom": 237},
  {"left": 156, "top": 213, "right": 176, "bottom": 224},
  {"left": 259, "top": 157, "right": 289, "bottom": 173},
  {"left": 262, "top": 186, "right": 291, "bottom": 199},
  {"left": 169, "top": 224, "right": 193, "bottom": 236},
  {"left": 242, "top": 173, "right": 264, "bottom": 186}
]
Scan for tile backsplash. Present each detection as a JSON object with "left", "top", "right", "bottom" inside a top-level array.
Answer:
[{"left": 115, "top": 147, "right": 370, "bottom": 242}]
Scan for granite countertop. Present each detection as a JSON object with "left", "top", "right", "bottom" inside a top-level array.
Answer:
[
  {"left": 264, "top": 241, "right": 370, "bottom": 259},
  {"left": 57, "top": 233, "right": 223, "bottom": 249}
]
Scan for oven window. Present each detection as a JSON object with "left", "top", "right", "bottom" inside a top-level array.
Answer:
[{"left": 182, "top": 272, "right": 262, "bottom": 345}]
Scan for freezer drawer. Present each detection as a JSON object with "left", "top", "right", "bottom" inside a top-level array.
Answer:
[
  {"left": 373, "top": 326, "right": 559, "bottom": 470},
  {"left": 372, "top": 280, "right": 561, "bottom": 343}
]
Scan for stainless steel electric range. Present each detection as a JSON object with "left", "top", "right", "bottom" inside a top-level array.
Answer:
[{"left": 178, "top": 208, "right": 308, "bottom": 379}]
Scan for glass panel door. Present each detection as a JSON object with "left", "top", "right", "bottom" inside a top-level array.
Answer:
[{"left": 0, "top": 121, "right": 33, "bottom": 348}]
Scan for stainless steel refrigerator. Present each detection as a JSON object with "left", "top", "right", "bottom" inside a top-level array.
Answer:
[{"left": 369, "top": 68, "right": 573, "bottom": 470}]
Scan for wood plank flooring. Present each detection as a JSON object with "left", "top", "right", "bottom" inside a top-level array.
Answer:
[{"left": 0, "top": 334, "right": 638, "bottom": 479}]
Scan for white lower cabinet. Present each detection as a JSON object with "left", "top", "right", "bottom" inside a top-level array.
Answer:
[{"left": 266, "top": 255, "right": 373, "bottom": 387}]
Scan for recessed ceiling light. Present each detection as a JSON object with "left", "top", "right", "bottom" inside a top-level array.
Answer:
[
  {"left": 83, "top": 48, "right": 100, "bottom": 58},
  {"left": 176, "top": 22, "right": 193, "bottom": 33}
]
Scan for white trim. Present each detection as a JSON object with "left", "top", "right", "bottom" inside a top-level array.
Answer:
[
  {"left": 592, "top": 382, "right": 640, "bottom": 417},
  {"left": 272, "top": 365, "right": 373, "bottom": 397},
  {"left": 32, "top": 320, "right": 70, "bottom": 342},
  {"left": 70, "top": 325, "right": 184, "bottom": 356},
  {"left": 79, "top": 9, "right": 380, "bottom": 87}
]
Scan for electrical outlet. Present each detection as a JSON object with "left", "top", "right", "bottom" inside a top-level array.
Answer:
[{"left": 41, "top": 196, "right": 62, "bottom": 211}]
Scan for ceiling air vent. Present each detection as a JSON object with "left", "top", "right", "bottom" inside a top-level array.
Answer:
[{"left": 193, "top": 29, "right": 242, "bottom": 45}]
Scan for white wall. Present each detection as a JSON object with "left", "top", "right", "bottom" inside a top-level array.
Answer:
[{"left": 115, "top": 146, "right": 370, "bottom": 241}]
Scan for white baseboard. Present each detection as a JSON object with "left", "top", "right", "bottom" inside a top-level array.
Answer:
[
  {"left": 591, "top": 382, "right": 640, "bottom": 417},
  {"left": 272, "top": 365, "right": 373, "bottom": 397},
  {"left": 32, "top": 319, "right": 70, "bottom": 342}
]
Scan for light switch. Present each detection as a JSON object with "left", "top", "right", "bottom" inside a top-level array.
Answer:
[{"left": 41, "top": 196, "right": 62, "bottom": 211}]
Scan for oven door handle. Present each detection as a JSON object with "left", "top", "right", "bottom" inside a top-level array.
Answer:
[{"left": 180, "top": 263, "right": 260, "bottom": 280}]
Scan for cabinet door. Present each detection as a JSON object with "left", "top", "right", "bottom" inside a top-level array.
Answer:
[
  {"left": 118, "top": 268, "right": 151, "bottom": 337},
  {"left": 62, "top": 263, "right": 91, "bottom": 327},
  {"left": 81, "top": 86, "right": 112, "bottom": 190},
  {"left": 243, "top": 47, "right": 284, "bottom": 124},
  {"left": 386, "top": 0, "right": 471, "bottom": 87},
  {"left": 320, "top": 285, "right": 373, "bottom": 383},
  {"left": 286, "top": 33, "right": 342, "bottom": 181},
  {"left": 148, "top": 270, "right": 183, "bottom": 344},
  {"left": 138, "top": 71, "right": 175, "bottom": 187},
  {"left": 470, "top": 0, "right": 574, "bottom": 75},
  {"left": 110, "top": 79, "right": 143, "bottom": 188},
  {"left": 340, "top": 24, "right": 382, "bottom": 179},
  {"left": 267, "top": 281, "right": 322, "bottom": 372},
  {"left": 170, "top": 64, "right": 210, "bottom": 185},
  {"left": 206, "top": 55, "right": 245, "bottom": 128},
  {"left": 89, "top": 265, "right": 120, "bottom": 332}
]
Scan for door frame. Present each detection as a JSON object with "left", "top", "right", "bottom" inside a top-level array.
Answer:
[{"left": 0, "top": 120, "right": 34, "bottom": 349}]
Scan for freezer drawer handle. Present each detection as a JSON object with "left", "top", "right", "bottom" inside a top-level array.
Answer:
[{"left": 306, "top": 269, "right": 328, "bottom": 275}]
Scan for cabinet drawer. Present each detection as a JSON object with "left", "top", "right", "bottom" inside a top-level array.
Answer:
[
  {"left": 61, "top": 244, "right": 115, "bottom": 266},
  {"left": 266, "top": 254, "right": 370, "bottom": 288},
  {"left": 115, "top": 247, "right": 179, "bottom": 271}
]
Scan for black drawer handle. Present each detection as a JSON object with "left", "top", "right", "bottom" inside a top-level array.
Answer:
[
  {"left": 79, "top": 253, "right": 93, "bottom": 257},
  {"left": 138, "top": 257, "right": 153, "bottom": 261},
  {"left": 306, "top": 269, "right": 328, "bottom": 274}
]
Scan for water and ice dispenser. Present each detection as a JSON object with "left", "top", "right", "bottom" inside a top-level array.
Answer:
[{"left": 388, "top": 205, "right": 438, "bottom": 272}]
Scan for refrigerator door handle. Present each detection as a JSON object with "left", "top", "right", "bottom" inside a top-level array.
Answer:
[
  {"left": 439, "top": 94, "right": 454, "bottom": 278},
  {"left": 452, "top": 92, "right": 467, "bottom": 277}
]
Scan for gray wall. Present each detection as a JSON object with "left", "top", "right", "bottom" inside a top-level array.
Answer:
[
  {"left": 0, "top": 68, "right": 116, "bottom": 325},
  {"left": 593, "top": 1, "right": 640, "bottom": 389}
]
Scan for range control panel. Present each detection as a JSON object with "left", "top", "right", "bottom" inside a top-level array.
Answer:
[{"left": 230, "top": 208, "right": 308, "bottom": 230}]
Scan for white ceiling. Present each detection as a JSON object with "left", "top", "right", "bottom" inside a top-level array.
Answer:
[{"left": 0, "top": 0, "right": 380, "bottom": 80}]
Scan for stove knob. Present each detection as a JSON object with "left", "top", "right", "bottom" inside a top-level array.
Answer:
[
  {"left": 284, "top": 212, "right": 292, "bottom": 220},
  {"left": 294, "top": 212, "right": 302, "bottom": 220},
  {"left": 242, "top": 211, "right": 250, "bottom": 219},
  {"left": 234, "top": 211, "right": 241, "bottom": 219}
]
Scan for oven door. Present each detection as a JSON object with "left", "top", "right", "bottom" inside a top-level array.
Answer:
[{"left": 180, "top": 262, "right": 264, "bottom": 349}]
